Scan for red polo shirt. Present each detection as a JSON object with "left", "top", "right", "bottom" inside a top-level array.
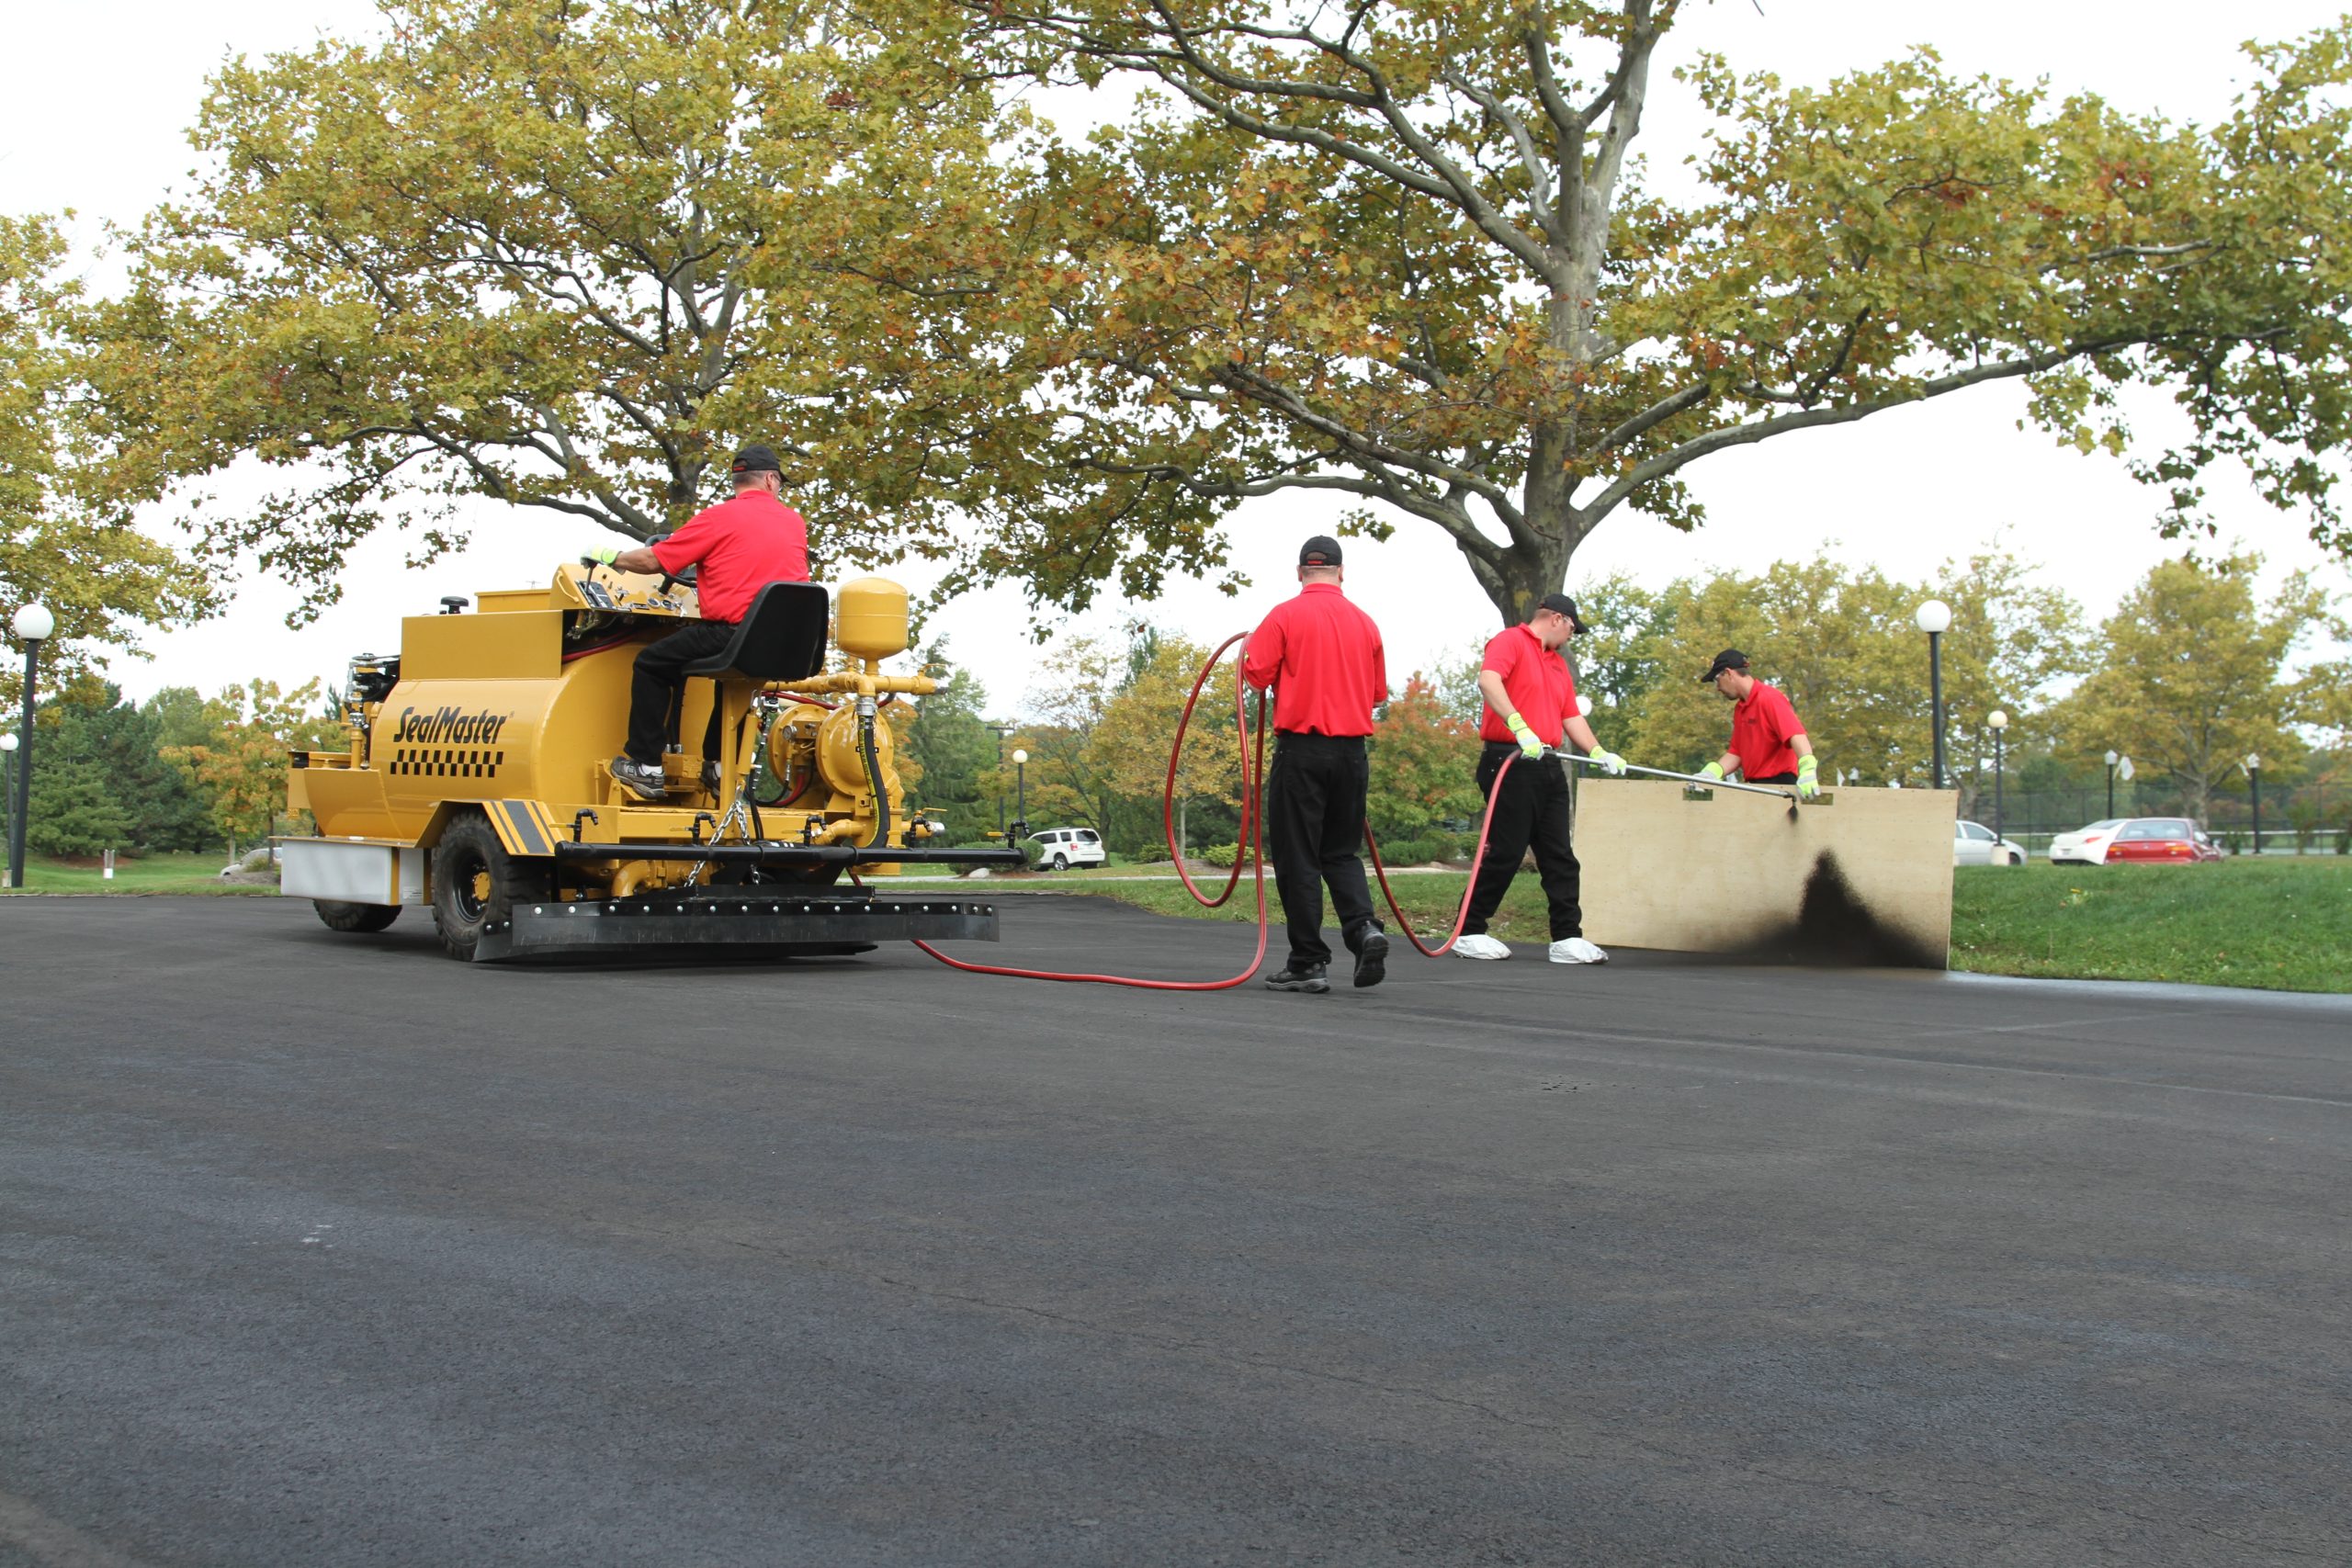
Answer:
[
  {"left": 650, "top": 491, "right": 809, "bottom": 625},
  {"left": 1729, "top": 682, "right": 1806, "bottom": 778},
  {"left": 1241, "top": 582, "right": 1385, "bottom": 736},
  {"left": 1478, "top": 624, "right": 1578, "bottom": 745}
]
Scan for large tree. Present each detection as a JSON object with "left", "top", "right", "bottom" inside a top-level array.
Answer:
[
  {"left": 88, "top": 0, "right": 1025, "bottom": 615},
  {"left": 907, "top": 1, "right": 2352, "bottom": 623},
  {"left": 1, "top": 214, "right": 212, "bottom": 699}
]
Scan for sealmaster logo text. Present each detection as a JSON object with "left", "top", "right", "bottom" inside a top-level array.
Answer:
[{"left": 392, "top": 706, "right": 513, "bottom": 745}]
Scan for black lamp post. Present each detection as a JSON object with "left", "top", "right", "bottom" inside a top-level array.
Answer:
[
  {"left": 987, "top": 723, "right": 1016, "bottom": 837},
  {"left": 1011, "top": 747, "right": 1028, "bottom": 841},
  {"left": 2246, "top": 753, "right": 2262, "bottom": 856},
  {"left": 8, "top": 602, "right": 53, "bottom": 893},
  {"left": 2104, "top": 750, "right": 2119, "bottom": 818},
  {"left": 1987, "top": 709, "right": 2008, "bottom": 854},
  {"left": 1915, "top": 599, "right": 1951, "bottom": 789}
]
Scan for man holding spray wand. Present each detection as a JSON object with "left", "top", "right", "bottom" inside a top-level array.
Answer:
[{"left": 1453, "top": 594, "right": 1630, "bottom": 965}]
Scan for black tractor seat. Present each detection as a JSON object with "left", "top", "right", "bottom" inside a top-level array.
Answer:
[{"left": 683, "top": 581, "right": 830, "bottom": 683}]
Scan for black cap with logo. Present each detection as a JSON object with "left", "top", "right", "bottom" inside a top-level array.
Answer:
[
  {"left": 1537, "top": 592, "right": 1589, "bottom": 634},
  {"left": 729, "top": 443, "right": 783, "bottom": 476},
  {"left": 1298, "top": 535, "right": 1343, "bottom": 568},
  {"left": 1700, "top": 649, "right": 1750, "bottom": 682}
]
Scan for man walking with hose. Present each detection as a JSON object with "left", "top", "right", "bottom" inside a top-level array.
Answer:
[
  {"left": 1454, "top": 594, "right": 1628, "bottom": 964},
  {"left": 1242, "top": 536, "right": 1391, "bottom": 995}
]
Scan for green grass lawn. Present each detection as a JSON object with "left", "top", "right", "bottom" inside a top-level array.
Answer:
[
  {"left": 1001, "top": 858, "right": 2352, "bottom": 994},
  {"left": 0, "top": 851, "right": 272, "bottom": 896},
  {"left": 1950, "top": 858, "right": 2349, "bottom": 993}
]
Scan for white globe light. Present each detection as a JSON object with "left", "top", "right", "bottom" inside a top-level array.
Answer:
[
  {"left": 1913, "top": 600, "right": 1952, "bottom": 635},
  {"left": 0, "top": 733, "right": 15, "bottom": 752},
  {"left": 1987, "top": 710, "right": 2008, "bottom": 730},
  {"left": 12, "top": 603, "right": 54, "bottom": 642},
  {"left": 1576, "top": 694, "right": 1593, "bottom": 717},
  {"left": 2245, "top": 753, "right": 2261, "bottom": 772},
  {"left": 1011, "top": 749, "right": 1027, "bottom": 765},
  {"left": 2104, "top": 750, "right": 2120, "bottom": 767}
]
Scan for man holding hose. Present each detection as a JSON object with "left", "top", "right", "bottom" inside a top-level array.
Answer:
[
  {"left": 1694, "top": 649, "right": 1821, "bottom": 798},
  {"left": 1454, "top": 594, "right": 1627, "bottom": 964},
  {"left": 1242, "top": 536, "right": 1391, "bottom": 995}
]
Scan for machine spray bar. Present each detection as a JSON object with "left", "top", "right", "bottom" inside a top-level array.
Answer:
[
  {"left": 1552, "top": 750, "right": 1802, "bottom": 803},
  {"left": 551, "top": 841, "right": 1031, "bottom": 869}
]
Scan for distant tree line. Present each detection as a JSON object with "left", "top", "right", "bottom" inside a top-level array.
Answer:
[
  {"left": 4, "top": 678, "right": 338, "bottom": 863},
  {"left": 905, "top": 549, "right": 2349, "bottom": 850}
]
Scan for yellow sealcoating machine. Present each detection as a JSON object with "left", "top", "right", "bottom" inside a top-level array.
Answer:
[{"left": 278, "top": 565, "right": 1024, "bottom": 961}]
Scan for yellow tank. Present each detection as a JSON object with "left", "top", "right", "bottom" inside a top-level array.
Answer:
[
  {"left": 276, "top": 563, "right": 1021, "bottom": 962},
  {"left": 835, "top": 576, "right": 910, "bottom": 663}
]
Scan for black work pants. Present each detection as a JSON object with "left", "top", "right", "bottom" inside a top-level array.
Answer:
[
  {"left": 625, "top": 620, "right": 737, "bottom": 765},
  {"left": 1464, "top": 742, "right": 1583, "bottom": 941},
  {"left": 1265, "top": 732, "right": 1381, "bottom": 970}
]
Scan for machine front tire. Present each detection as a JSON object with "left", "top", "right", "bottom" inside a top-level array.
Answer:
[
  {"left": 314, "top": 900, "right": 401, "bottom": 933},
  {"left": 432, "top": 812, "right": 519, "bottom": 962}
]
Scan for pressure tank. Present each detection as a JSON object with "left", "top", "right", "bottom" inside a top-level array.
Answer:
[{"left": 836, "top": 577, "right": 910, "bottom": 662}]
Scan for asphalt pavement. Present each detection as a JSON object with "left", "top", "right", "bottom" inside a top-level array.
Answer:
[{"left": 4, "top": 894, "right": 2348, "bottom": 1568}]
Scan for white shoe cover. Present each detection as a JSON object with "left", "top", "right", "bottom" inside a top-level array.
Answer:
[
  {"left": 1548, "top": 937, "right": 1609, "bottom": 964},
  {"left": 1452, "top": 933, "right": 1511, "bottom": 960}
]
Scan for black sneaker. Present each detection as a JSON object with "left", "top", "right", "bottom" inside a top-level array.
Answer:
[
  {"left": 610, "top": 755, "right": 669, "bottom": 802},
  {"left": 1264, "top": 964, "right": 1330, "bottom": 994},
  {"left": 1352, "top": 930, "right": 1390, "bottom": 989}
]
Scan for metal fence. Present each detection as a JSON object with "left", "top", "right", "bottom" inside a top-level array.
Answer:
[{"left": 1976, "top": 780, "right": 2352, "bottom": 855}]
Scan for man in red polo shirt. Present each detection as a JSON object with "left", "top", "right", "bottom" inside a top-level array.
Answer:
[
  {"left": 1453, "top": 593, "right": 1627, "bottom": 965},
  {"left": 589, "top": 443, "right": 810, "bottom": 802},
  {"left": 1241, "top": 535, "right": 1390, "bottom": 994},
  {"left": 1696, "top": 649, "right": 1819, "bottom": 797}
]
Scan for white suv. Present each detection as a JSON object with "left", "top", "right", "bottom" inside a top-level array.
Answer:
[{"left": 1026, "top": 828, "right": 1106, "bottom": 871}]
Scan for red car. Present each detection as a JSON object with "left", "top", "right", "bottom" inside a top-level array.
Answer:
[{"left": 2100, "top": 817, "right": 2223, "bottom": 863}]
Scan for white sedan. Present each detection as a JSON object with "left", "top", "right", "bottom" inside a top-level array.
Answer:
[
  {"left": 2047, "top": 819, "right": 2124, "bottom": 865},
  {"left": 1954, "top": 819, "right": 2029, "bottom": 866}
]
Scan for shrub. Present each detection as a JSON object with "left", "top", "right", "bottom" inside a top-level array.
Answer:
[
  {"left": 1377, "top": 835, "right": 1470, "bottom": 866},
  {"left": 1202, "top": 842, "right": 1240, "bottom": 868}
]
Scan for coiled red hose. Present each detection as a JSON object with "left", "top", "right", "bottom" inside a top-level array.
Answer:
[{"left": 908, "top": 633, "right": 1273, "bottom": 989}]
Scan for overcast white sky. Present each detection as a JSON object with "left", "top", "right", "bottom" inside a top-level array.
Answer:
[{"left": 6, "top": 0, "right": 2347, "bottom": 718}]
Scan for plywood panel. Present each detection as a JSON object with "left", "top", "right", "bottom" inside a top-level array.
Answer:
[{"left": 1573, "top": 778, "right": 1955, "bottom": 966}]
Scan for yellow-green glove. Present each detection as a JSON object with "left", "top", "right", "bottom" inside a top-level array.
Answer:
[
  {"left": 1697, "top": 761, "right": 1725, "bottom": 783},
  {"left": 1796, "top": 754, "right": 1820, "bottom": 798},
  {"left": 1588, "top": 748, "right": 1628, "bottom": 777},
  {"left": 583, "top": 544, "right": 620, "bottom": 566},
  {"left": 1504, "top": 713, "right": 1544, "bottom": 761}
]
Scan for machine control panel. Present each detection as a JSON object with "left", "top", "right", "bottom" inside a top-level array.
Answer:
[{"left": 554, "top": 561, "right": 700, "bottom": 621}]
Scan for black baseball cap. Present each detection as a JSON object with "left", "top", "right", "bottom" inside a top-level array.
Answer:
[
  {"left": 729, "top": 443, "right": 783, "bottom": 476},
  {"left": 1701, "top": 649, "right": 1750, "bottom": 682},
  {"left": 1537, "top": 592, "right": 1589, "bottom": 634},
  {"left": 1298, "top": 535, "right": 1343, "bottom": 568}
]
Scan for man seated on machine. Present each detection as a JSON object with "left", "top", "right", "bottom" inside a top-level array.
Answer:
[{"left": 588, "top": 443, "right": 810, "bottom": 802}]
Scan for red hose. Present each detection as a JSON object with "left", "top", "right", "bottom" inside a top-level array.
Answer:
[
  {"left": 1362, "top": 751, "right": 1518, "bottom": 957},
  {"left": 908, "top": 634, "right": 1273, "bottom": 989}
]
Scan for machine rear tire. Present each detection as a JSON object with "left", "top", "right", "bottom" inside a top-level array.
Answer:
[
  {"left": 314, "top": 900, "right": 401, "bottom": 933},
  {"left": 432, "top": 812, "right": 520, "bottom": 962}
]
